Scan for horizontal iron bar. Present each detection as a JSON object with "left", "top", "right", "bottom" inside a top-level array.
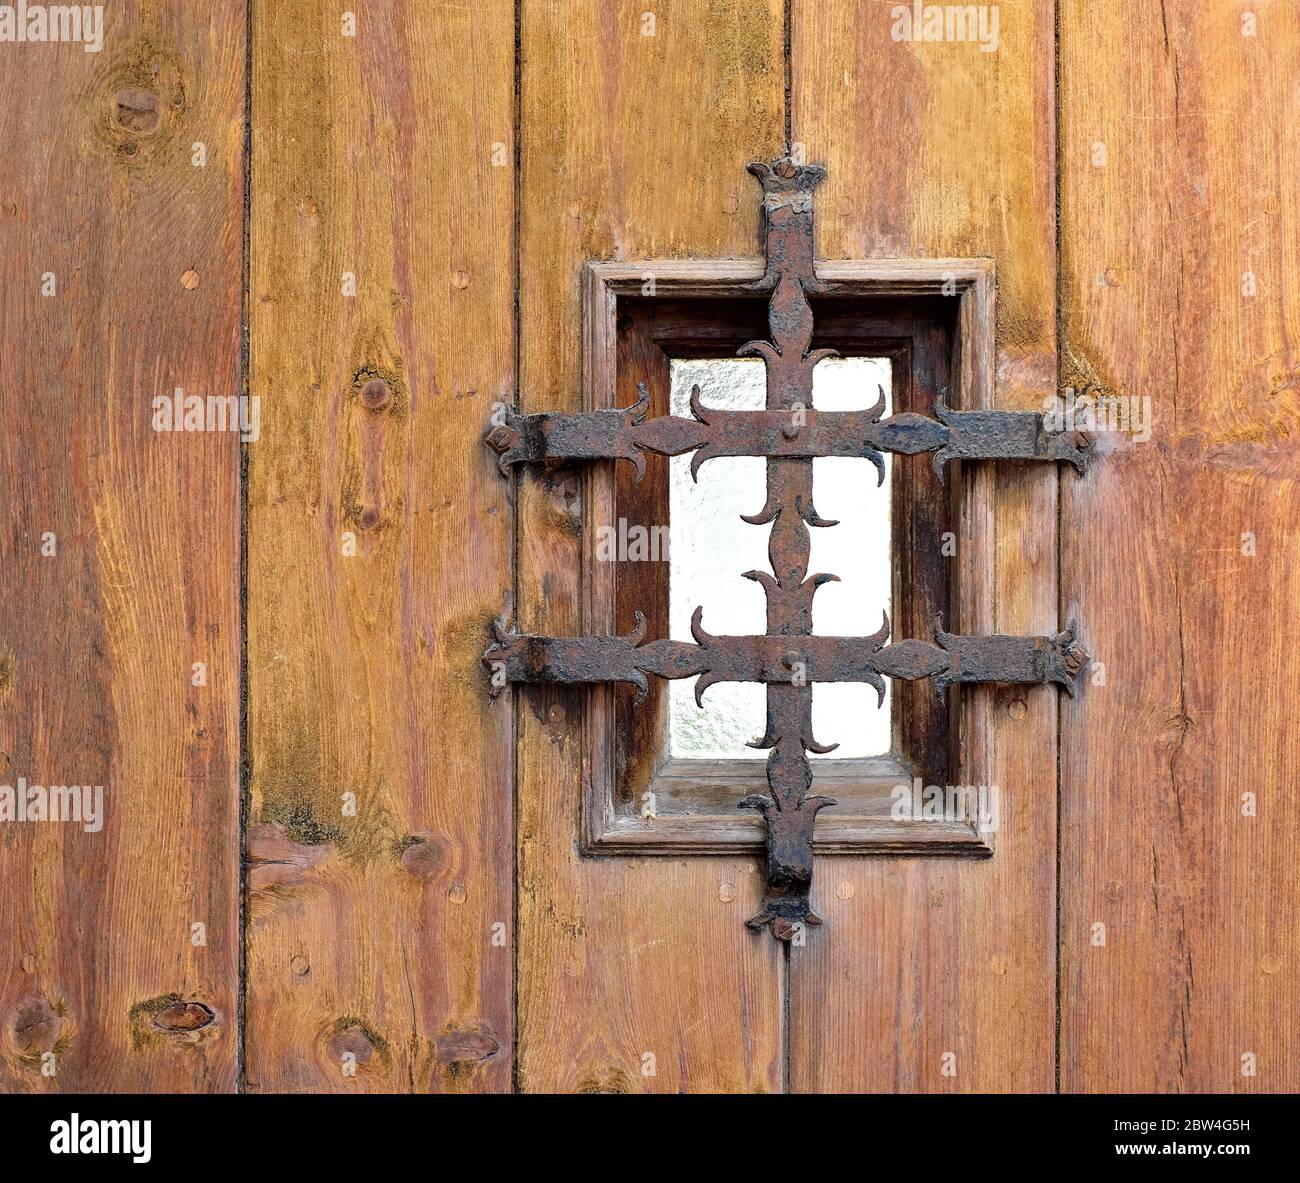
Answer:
[
  {"left": 484, "top": 612, "right": 1089, "bottom": 701},
  {"left": 486, "top": 386, "right": 1091, "bottom": 480}
]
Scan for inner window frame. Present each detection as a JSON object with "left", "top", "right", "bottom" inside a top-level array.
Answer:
[{"left": 581, "top": 259, "right": 996, "bottom": 857}]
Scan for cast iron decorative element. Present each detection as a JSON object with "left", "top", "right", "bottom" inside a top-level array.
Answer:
[
  {"left": 486, "top": 382, "right": 1090, "bottom": 481},
  {"left": 484, "top": 157, "right": 1090, "bottom": 942}
]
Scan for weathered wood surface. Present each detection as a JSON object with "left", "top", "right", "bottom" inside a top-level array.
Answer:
[
  {"left": 514, "top": 0, "right": 786, "bottom": 1092},
  {"left": 1058, "top": 0, "right": 1300, "bottom": 1092},
  {"left": 3, "top": 0, "right": 1295, "bottom": 1097},
  {"left": 789, "top": 0, "right": 1060, "bottom": 1091},
  {"left": 245, "top": 0, "right": 515, "bottom": 1091},
  {"left": 0, "top": 2, "right": 243, "bottom": 1090}
]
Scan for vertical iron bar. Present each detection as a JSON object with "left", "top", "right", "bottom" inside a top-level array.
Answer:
[{"left": 739, "top": 159, "right": 838, "bottom": 940}]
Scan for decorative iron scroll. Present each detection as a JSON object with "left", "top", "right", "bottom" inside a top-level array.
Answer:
[{"left": 485, "top": 157, "right": 1090, "bottom": 942}]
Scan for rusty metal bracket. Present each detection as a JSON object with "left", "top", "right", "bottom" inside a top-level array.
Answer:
[
  {"left": 485, "top": 613, "right": 1088, "bottom": 703},
  {"left": 484, "top": 157, "right": 1092, "bottom": 943},
  {"left": 486, "top": 387, "right": 1091, "bottom": 481}
]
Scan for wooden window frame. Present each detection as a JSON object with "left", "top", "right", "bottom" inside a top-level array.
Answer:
[{"left": 581, "top": 259, "right": 997, "bottom": 857}]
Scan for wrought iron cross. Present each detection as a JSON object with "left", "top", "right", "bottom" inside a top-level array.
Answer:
[{"left": 485, "top": 157, "right": 1090, "bottom": 942}]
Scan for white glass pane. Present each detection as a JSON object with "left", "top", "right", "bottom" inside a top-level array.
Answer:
[
  {"left": 668, "top": 359, "right": 768, "bottom": 758},
  {"left": 667, "top": 355, "right": 892, "bottom": 760},
  {"left": 807, "top": 357, "right": 892, "bottom": 758}
]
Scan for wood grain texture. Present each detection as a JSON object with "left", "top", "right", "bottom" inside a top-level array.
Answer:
[
  {"left": 789, "top": 0, "right": 1060, "bottom": 1091},
  {"left": 1059, "top": 0, "right": 1300, "bottom": 1092},
  {"left": 4, "top": 0, "right": 1290, "bottom": 1100},
  {"left": 515, "top": 0, "right": 786, "bottom": 1093},
  {"left": 246, "top": 0, "right": 514, "bottom": 1092},
  {"left": 0, "top": 3, "right": 243, "bottom": 1090}
]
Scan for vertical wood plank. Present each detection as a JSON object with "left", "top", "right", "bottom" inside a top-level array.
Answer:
[
  {"left": 790, "top": 0, "right": 1060, "bottom": 1091},
  {"left": 516, "top": 0, "right": 786, "bottom": 1092},
  {"left": 0, "top": 3, "right": 243, "bottom": 1090},
  {"left": 1059, "top": 0, "right": 1300, "bottom": 1091},
  {"left": 246, "top": 1, "right": 515, "bottom": 1091}
]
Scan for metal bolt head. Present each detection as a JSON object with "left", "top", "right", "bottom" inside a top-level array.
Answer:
[{"left": 485, "top": 424, "right": 517, "bottom": 454}]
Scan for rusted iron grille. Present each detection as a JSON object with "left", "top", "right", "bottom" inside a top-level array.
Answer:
[{"left": 486, "top": 158, "right": 1089, "bottom": 941}]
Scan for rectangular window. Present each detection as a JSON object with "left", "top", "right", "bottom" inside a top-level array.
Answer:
[{"left": 582, "top": 261, "right": 995, "bottom": 856}]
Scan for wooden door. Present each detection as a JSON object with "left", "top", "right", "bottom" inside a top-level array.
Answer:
[{"left": 1, "top": 1, "right": 1296, "bottom": 1096}]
